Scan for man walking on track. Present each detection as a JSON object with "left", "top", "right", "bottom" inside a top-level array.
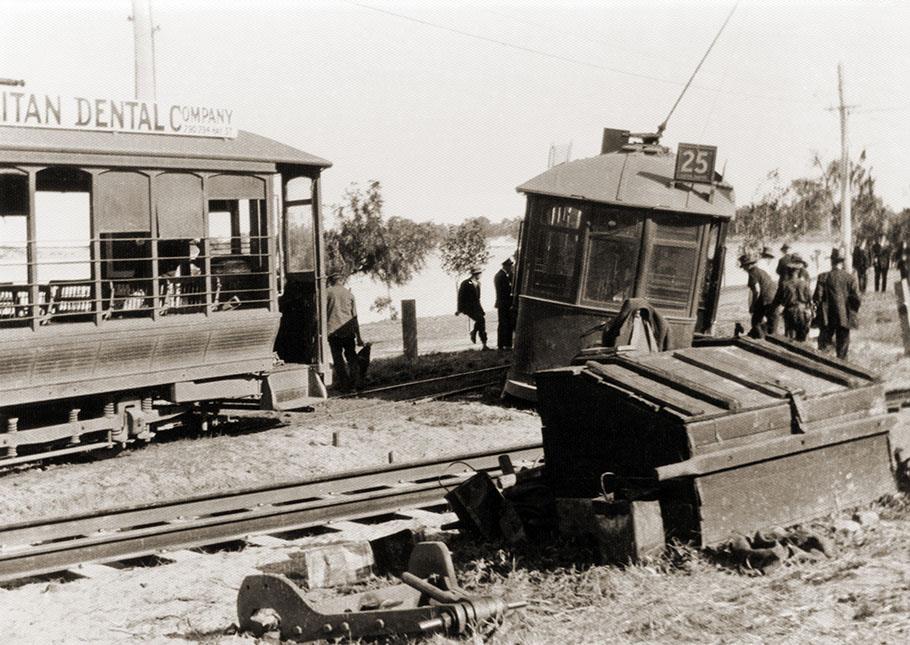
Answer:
[
  {"left": 740, "top": 251, "right": 777, "bottom": 337},
  {"left": 325, "top": 273, "right": 364, "bottom": 391},
  {"left": 457, "top": 267, "right": 489, "bottom": 350},
  {"left": 815, "top": 248, "right": 861, "bottom": 360},
  {"left": 493, "top": 257, "right": 514, "bottom": 351}
]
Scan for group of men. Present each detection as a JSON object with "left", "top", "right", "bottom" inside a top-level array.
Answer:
[
  {"left": 740, "top": 242, "right": 861, "bottom": 359},
  {"left": 456, "top": 257, "right": 515, "bottom": 351},
  {"left": 852, "top": 235, "right": 910, "bottom": 293}
]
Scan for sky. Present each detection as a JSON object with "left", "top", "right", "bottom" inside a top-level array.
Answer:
[{"left": 2, "top": 0, "right": 909, "bottom": 226}]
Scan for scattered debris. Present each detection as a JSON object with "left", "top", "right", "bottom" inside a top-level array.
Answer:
[{"left": 237, "top": 541, "right": 526, "bottom": 642}]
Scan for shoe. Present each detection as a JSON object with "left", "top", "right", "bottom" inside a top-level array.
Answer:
[
  {"left": 481, "top": 345, "right": 491, "bottom": 351},
  {"left": 470, "top": 330, "right": 477, "bottom": 344}
]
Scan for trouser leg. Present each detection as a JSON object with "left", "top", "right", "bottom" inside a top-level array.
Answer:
[
  {"left": 340, "top": 336, "right": 360, "bottom": 388},
  {"left": 328, "top": 335, "right": 349, "bottom": 388},
  {"left": 763, "top": 305, "right": 778, "bottom": 336},
  {"left": 475, "top": 315, "right": 488, "bottom": 347},
  {"left": 882, "top": 269, "right": 889, "bottom": 292},
  {"left": 818, "top": 326, "right": 833, "bottom": 352},
  {"left": 835, "top": 327, "right": 850, "bottom": 359},
  {"left": 749, "top": 308, "right": 765, "bottom": 338},
  {"left": 497, "top": 307, "right": 512, "bottom": 349}
]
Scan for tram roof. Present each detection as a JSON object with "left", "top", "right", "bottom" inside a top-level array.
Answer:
[
  {"left": 0, "top": 126, "right": 331, "bottom": 175},
  {"left": 517, "top": 147, "right": 736, "bottom": 219}
]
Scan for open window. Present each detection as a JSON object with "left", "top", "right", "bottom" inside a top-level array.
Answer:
[
  {"left": 527, "top": 202, "right": 583, "bottom": 302},
  {"left": 155, "top": 172, "right": 207, "bottom": 314},
  {"left": 35, "top": 167, "right": 93, "bottom": 323},
  {"left": 0, "top": 172, "right": 30, "bottom": 326},
  {"left": 96, "top": 170, "right": 153, "bottom": 317},
  {"left": 206, "top": 174, "right": 269, "bottom": 310}
]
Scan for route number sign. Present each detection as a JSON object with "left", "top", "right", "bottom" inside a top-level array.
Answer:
[{"left": 674, "top": 143, "right": 717, "bottom": 184}]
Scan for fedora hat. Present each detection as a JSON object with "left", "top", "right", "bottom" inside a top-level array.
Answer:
[
  {"left": 780, "top": 242, "right": 791, "bottom": 252},
  {"left": 469, "top": 266, "right": 483, "bottom": 275},
  {"left": 760, "top": 246, "right": 775, "bottom": 259},
  {"left": 786, "top": 253, "right": 807, "bottom": 268},
  {"left": 830, "top": 247, "right": 846, "bottom": 263},
  {"left": 738, "top": 252, "right": 757, "bottom": 268}
]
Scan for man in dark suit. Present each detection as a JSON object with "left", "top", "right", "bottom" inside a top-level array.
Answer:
[
  {"left": 853, "top": 239, "right": 870, "bottom": 292},
  {"left": 817, "top": 247, "right": 861, "bottom": 359},
  {"left": 457, "top": 267, "right": 489, "bottom": 350},
  {"left": 740, "top": 251, "right": 777, "bottom": 337},
  {"left": 493, "top": 257, "right": 514, "bottom": 350},
  {"left": 872, "top": 234, "right": 891, "bottom": 292}
]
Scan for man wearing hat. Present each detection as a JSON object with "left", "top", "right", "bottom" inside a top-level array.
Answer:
[
  {"left": 457, "top": 266, "right": 489, "bottom": 350},
  {"left": 776, "top": 243, "right": 793, "bottom": 280},
  {"left": 493, "top": 257, "right": 515, "bottom": 351},
  {"left": 740, "top": 251, "right": 777, "bottom": 337},
  {"left": 815, "top": 248, "right": 861, "bottom": 359},
  {"left": 772, "top": 253, "right": 812, "bottom": 341},
  {"left": 325, "top": 272, "right": 365, "bottom": 390}
]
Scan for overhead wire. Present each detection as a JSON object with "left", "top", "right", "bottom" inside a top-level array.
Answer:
[{"left": 341, "top": 1, "right": 823, "bottom": 109}]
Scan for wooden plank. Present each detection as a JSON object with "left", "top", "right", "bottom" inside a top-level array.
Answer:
[
  {"left": 694, "top": 433, "right": 895, "bottom": 546},
  {"left": 656, "top": 413, "right": 894, "bottom": 481},
  {"left": 684, "top": 404, "right": 792, "bottom": 452},
  {"left": 156, "top": 549, "right": 204, "bottom": 563},
  {"left": 585, "top": 361, "right": 709, "bottom": 417},
  {"left": 67, "top": 562, "right": 119, "bottom": 579},
  {"left": 245, "top": 534, "right": 291, "bottom": 548},
  {"left": 611, "top": 355, "right": 742, "bottom": 410},
  {"left": 763, "top": 333, "right": 878, "bottom": 380},
  {"left": 734, "top": 337, "right": 860, "bottom": 387},
  {"left": 672, "top": 349, "right": 795, "bottom": 399}
]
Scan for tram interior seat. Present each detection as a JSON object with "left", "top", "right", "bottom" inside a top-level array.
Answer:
[{"left": 43, "top": 280, "right": 96, "bottom": 323}]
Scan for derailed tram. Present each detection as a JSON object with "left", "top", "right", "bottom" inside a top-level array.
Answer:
[
  {"left": 505, "top": 129, "right": 735, "bottom": 400},
  {"left": 0, "top": 123, "right": 332, "bottom": 465}
]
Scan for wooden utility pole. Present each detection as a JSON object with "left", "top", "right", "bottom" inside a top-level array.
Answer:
[
  {"left": 130, "top": 0, "right": 158, "bottom": 101},
  {"left": 837, "top": 63, "right": 852, "bottom": 271}
]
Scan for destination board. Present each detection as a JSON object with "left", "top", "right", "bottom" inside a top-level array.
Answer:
[{"left": 674, "top": 143, "right": 717, "bottom": 184}]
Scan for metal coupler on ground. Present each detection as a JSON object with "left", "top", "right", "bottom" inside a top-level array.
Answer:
[{"left": 237, "top": 541, "right": 526, "bottom": 642}]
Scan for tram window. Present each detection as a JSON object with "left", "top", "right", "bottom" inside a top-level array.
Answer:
[
  {"left": 645, "top": 216, "right": 700, "bottom": 313},
  {"left": 582, "top": 210, "right": 642, "bottom": 306},
  {"left": 101, "top": 232, "right": 152, "bottom": 316},
  {"left": 207, "top": 198, "right": 269, "bottom": 310},
  {"left": 528, "top": 204, "right": 583, "bottom": 301},
  {"left": 1, "top": 174, "right": 28, "bottom": 286},
  {"left": 286, "top": 203, "right": 315, "bottom": 273},
  {"left": 35, "top": 168, "right": 94, "bottom": 323}
]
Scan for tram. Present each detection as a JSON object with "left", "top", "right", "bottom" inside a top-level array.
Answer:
[
  {"left": 504, "top": 129, "right": 735, "bottom": 401},
  {"left": 0, "top": 108, "right": 331, "bottom": 464}
]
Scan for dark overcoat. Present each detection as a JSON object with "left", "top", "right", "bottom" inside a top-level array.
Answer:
[
  {"left": 457, "top": 278, "right": 484, "bottom": 321},
  {"left": 820, "top": 268, "right": 861, "bottom": 329}
]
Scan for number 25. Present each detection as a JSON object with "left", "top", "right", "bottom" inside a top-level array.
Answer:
[{"left": 681, "top": 150, "right": 710, "bottom": 175}]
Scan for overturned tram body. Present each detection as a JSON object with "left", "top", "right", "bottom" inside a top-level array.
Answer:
[{"left": 505, "top": 130, "right": 733, "bottom": 401}]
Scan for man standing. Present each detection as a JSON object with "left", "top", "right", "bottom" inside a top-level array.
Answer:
[
  {"left": 325, "top": 273, "right": 364, "bottom": 390},
  {"left": 457, "top": 267, "right": 489, "bottom": 350},
  {"left": 493, "top": 257, "right": 514, "bottom": 351},
  {"left": 741, "top": 252, "right": 777, "bottom": 337},
  {"left": 853, "top": 239, "right": 869, "bottom": 292},
  {"left": 773, "top": 254, "right": 812, "bottom": 341},
  {"left": 872, "top": 234, "right": 891, "bottom": 292},
  {"left": 776, "top": 242, "right": 793, "bottom": 280},
  {"left": 817, "top": 248, "right": 861, "bottom": 360}
]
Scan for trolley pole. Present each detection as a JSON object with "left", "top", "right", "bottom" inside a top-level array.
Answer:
[{"left": 837, "top": 63, "right": 852, "bottom": 271}]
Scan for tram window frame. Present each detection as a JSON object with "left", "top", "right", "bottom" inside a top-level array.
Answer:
[
  {"left": 642, "top": 213, "right": 703, "bottom": 314},
  {"left": 526, "top": 200, "right": 585, "bottom": 303},
  {"left": 579, "top": 207, "right": 644, "bottom": 308},
  {"left": 0, "top": 173, "right": 30, "bottom": 326},
  {"left": 206, "top": 196, "right": 269, "bottom": 311}
]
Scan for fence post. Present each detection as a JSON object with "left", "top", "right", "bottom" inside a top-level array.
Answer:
[{"left": 401, "top": 299, "right": 418, "bottom": 364}]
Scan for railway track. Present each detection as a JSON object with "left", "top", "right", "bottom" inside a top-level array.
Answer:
[
  {"left": 0, "top": 442, "right": 542, "bottom": 585},
  {"left": 341, "top": 364, "right": 510, "bottom": 402}
]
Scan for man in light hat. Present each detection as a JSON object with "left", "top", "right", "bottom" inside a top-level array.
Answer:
[
  {"left": 740, "top": 251, "right": 777, "bottom": 337},
  {"left": 493, "top": 257, "right": 515, "bottom": 350},
  {"left": 457, "top": 266, "right": 489, "bottom": 350},
  {"left": 815, "top": 248, "right": 861, "bottom": 359}
]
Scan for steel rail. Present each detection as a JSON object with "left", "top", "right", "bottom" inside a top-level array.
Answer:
[
  {"left": 0, "top": 443, "right": 542, "bottom": 584},
  {"left": 341, "top": 364, "right": 510, "bottom": 400}
]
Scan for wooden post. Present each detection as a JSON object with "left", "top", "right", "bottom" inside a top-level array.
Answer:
[
  {"left": 401, "top": 299, "right": 418, "bottom": 364},
  {"left": 894, "top": 279, "right": 910, "bottom": 356}
]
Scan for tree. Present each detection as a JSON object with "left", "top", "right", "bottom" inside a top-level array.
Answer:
[
  {"left": 439, "top": 219, "right": 491, "bottom": 279},
  {"left": 325, "top": 180, "right": 437, "bottom": 318}
]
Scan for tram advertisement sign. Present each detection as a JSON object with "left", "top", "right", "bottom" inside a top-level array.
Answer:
[
  {"left": 0, "top": 90, "right": 237, "bottom": 138},
  {"left": 674, "top": 143, "right": 717, "bottom": 184}
]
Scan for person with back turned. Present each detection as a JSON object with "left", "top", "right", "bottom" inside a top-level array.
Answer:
[
  {"left": 872, "top": 234, "right": 891, "bottom": 292},
  {"left": 325, "top": 272, "right": 364, "bottom": 391},
  {"left": 740, "top": 251, "right": 777, "bottom": 337},
  {"left": 457, "top": 267, "right": 489, "bottom": 350},
  {"left": 816, "top": 248, "right": 861, "bottom": 360},
  {"left": 493, "top": 257, "right": 514, "bottom": 350},
  {"left": 853, "top": 238, "right": 869, "bottom": 292}
]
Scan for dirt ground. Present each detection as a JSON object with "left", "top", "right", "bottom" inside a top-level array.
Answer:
[{"left": 2, "top": 284, "right": 910, "bottom": 643}]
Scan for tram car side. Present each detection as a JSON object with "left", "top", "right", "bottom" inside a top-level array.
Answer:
[
  {"left": 0, "top": 126, "right": 332, "bottom": 464},
  {"left": 505, "top": 129, "right": 735, "bottom": 401}
]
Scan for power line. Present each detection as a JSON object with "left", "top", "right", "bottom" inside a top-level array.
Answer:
[{"left": 342, "top": 1, "right": 822, "bottom": 108}]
